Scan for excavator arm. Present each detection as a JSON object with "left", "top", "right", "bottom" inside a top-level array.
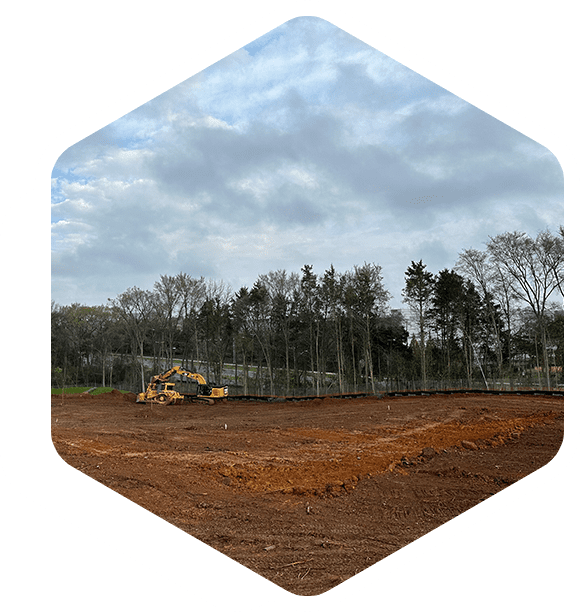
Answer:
[{"left": 149, "top": 365, "right": 208, "bottom": 385}]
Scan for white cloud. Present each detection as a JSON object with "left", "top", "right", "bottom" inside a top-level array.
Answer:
[{"left": 51, "top": 16, "right": 563, "bottom": 309}]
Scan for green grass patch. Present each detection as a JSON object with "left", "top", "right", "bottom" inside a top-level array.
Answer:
[
  {"left": 91, "top": 387, "right": 130, "bottom": 395},
  {"left": 51, "top": 387, "right": 92, "bottom": 395}
]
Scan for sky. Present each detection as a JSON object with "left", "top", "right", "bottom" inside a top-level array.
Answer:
[{"left": 51, "top": 16, "right": 564, "bottom": 310}]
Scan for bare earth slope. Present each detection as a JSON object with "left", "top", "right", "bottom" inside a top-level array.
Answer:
[{"left": 51, "top": 391, "right": 563, "bottom": 595}]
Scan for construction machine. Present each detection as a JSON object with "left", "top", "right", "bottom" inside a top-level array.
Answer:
[{"left": 136, "top": 366, "right": 228, "bottom": 405}]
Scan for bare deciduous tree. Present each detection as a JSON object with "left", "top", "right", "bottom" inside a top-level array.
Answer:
[
  {"left": 109, "top": 287, "right": 154, "bottom": 392},
  {"left": 487, "top": 229, "right": 563, "bottom": 389},
  {"left": 455, "top": 249, "right": 505, "bottom": 381}
]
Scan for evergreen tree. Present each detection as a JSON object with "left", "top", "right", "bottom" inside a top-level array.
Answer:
[{"left": 402, "top": 260, "right": 435, "bottom": 387}]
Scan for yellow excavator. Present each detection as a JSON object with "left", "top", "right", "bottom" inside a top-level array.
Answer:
[{"left": 136, "top": 366, "right": 228, "bottom": 405}]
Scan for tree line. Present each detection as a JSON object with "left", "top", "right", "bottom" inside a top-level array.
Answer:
[{"left": 51, "top": 228, "right": 564, "bottom": 394}]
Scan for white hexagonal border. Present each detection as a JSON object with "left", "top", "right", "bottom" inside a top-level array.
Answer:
[{"left": 0, "top": 0, "right": 580, "bottom": 612}]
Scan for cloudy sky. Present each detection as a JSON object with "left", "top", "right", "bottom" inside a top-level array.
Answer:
[{"left": 51, "top": 16, "right": 563, "bottom": 309}]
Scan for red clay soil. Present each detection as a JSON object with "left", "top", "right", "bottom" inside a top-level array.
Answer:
[{"left": 51, "top": 390, "right": 563, "bottom": 596}]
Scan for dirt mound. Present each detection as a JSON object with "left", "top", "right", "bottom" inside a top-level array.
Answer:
[{"left": 106, "top": 388, "right": 137, "bottom": 402}]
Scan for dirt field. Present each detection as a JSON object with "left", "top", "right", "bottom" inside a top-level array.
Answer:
[{"left": 51, "top": 390, "right": 563, "bottom": 596}]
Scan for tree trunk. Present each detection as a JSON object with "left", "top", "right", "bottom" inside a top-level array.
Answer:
[
  {"left": 335, "top": 319, "right": 343, "bottom": 393},
  {"left": 541, "top": 322, "right": 551, "bottom": 390},
  {"left": 139, "top": 340, "right": 146, "bottom": 392}
]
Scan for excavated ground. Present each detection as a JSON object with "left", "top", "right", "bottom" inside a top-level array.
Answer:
[{"left": 51, "top": 390, "right": 563, "bottom": 596}]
